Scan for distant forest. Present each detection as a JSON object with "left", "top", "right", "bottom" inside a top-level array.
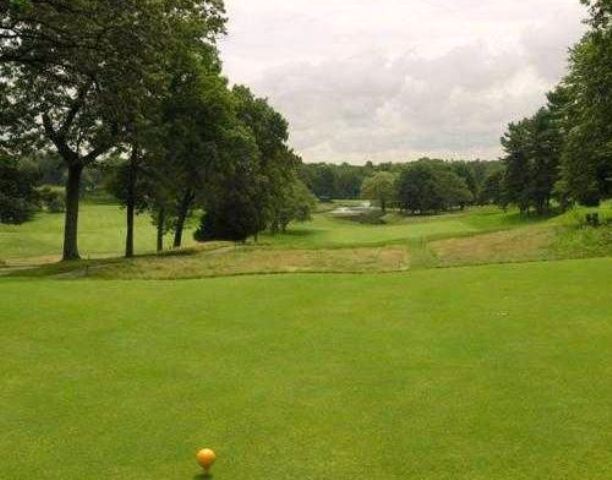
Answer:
[
  {"left": 299, "top": 159, "right": 502, "bottom": 205},
  {"left": 23, "top": 155, "right": 501, "bottom": 206}
]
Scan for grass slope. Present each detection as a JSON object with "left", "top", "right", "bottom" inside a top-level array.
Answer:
[
  {"left": 1, "top": 201, "right": 610, "bottom": 279},
  {"left": 0, "top": 202, "right": 551, "bottom": 262},
  {"left": 1, "top": 258, "right": 611, "bottom": 479},
  {"left": 0, "top": 202, "right": 197, "bottom": 263}
]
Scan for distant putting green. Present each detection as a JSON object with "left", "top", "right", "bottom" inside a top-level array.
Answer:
[
  {"left": 1, "top": 258, "right": 611, "bottom": 479},
  {"left": 262, "top": 213, "right": 477, "bottom": 247}
]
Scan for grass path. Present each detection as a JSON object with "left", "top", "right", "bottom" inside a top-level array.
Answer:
[{"left": 1, "top": 258, "right": 611, "bottom": 479}]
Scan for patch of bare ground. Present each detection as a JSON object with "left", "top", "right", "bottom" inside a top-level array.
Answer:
[{"left": 430, "top": 226, "right": 555, "bottom": 267}]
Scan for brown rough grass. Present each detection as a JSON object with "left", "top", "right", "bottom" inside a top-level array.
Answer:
[
  {"left": 430, "top": 226, "right": 555, "bottom": 267},
  {"left": 12, "top": 223, "right": 608, "bottom": 280},
  {"left": 83, "top": 245, "right": 412, "bottom": 279}
]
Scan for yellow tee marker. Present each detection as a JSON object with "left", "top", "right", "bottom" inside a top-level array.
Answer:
[{"left": 196, "top": 448, "right": 217, "bottom": 473}]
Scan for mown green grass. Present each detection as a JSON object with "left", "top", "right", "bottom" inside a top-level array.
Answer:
[
  {"left": 2, "top": 200, "right": 476, "bottom": 261},
  {"left": 258, "top": 207, "right": 542, "bottom": 249},
  {"left": 1, "top": 258, "right": 611, "bottom": 479},
  {"left": 0, "top": 202, "right": 196, "bottom": 262},
  {"left": 262, "top": 215, "right": 476, "bottom": 248}
]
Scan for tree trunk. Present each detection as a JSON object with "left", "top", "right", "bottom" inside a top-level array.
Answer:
[
  {"left": 381, "top": 198, "right": 387, "bottom": 214},
  {"left": 62, "top": 164, "right": 83, "bottom": 261},
  {"left": 156, "top": 208, "right": 165, "bottom": 253},
  {"left": 173, "top": 191, "right": 193, "bottom": 248},
  {"left": 125, "top": 148, "right": 138, "bottom": 258}
]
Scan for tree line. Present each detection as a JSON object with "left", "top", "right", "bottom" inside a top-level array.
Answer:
[
  {"left": 355, "top": 159, "right": 503, "bottom": 215},
  {"left": 0, "top": 0, "right": 314, "bottom": 260},
  {"left": 496, "top": 0, "right": 611, "bottom": 214}
]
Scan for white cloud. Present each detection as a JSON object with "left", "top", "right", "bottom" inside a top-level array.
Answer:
[{"left": 220, "top": 0, "right": 587, "bottom": 164}]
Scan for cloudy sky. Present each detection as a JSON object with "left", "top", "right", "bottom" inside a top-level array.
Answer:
[{"left": 219, "top": 0, "right": 587, "bottom": 164}]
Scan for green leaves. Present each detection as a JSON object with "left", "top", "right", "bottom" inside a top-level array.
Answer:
[
  {"left": 559, "top": 15, "right": 612, "bottom": 205},
  {"left": 396, "top": 160, "right": 473, "bottom": 214},
  {"left": 0, "top": 0, "right": 229, "bottom": 257},
  {"left": 7, "top": 0, "right": 31, "bottom": 12},
  {"left": 361, "top": 172, "right": 396, "bottom": 212},
  {"left": 581, "top": 0, "right": 612, "bottom": 29},
  {"left": 501, "top": 1, "right": 612, "bottom": 209}
]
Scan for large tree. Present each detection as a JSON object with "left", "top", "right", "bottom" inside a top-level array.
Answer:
[
  {"left": 268, "top": 177, "right": 317, "bottom": 234},
  {"left": 360, "top": 171, "right": 396, "bottom": 213},
  {"left": 500, "top": 120, "right": 533, "bottom": 213},
  {"left": 231, "top": 85, "right": 297, "bottom": 239},
  {"left": 161, "top": 49, "right": 234, "bottom": 249},
  {"left": 559, "top": 30, "right": 612, "bottom": 205},
  {"left": 480, "top": 168, "right": 505, "bottom": 207},
  {"left": 501, "top": 0, "right": 612, "bottom": 209},
  {"left": 0, "top": 0, "right": 226, "bottom": 260},
  {"left": 533, "top": 107, "right": 562, "bottom": 213},
  {"left": 194, "top": 126, "right": 262, "bottom": 243},
  {"left": 396, "top": 160, "right": 472, "bottom": 214},
  {"left": 193, "top": 86, "right": 304, "bottom": 242}
]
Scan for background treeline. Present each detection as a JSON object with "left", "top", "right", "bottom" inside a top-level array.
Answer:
[
  {"left": 302, "top": 159, "right": 503, "bottom": 210},
  {"left": 0, "top": 0, "right": 315, "bottom": 260},
  {"left": 498, "top": 0, "right": 611, "bottom": 214}
]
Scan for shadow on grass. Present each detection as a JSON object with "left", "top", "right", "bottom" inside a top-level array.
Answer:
[
  {"left": 193, "top": 473, "right": 213, "bottom": 480},
  {"left": 273, "top": 228, "right": 317, "bottom": 238},
  {"left": 5, "top": 242, "right": 235, "bottom": 279}
]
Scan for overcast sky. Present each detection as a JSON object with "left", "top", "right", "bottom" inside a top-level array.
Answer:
[{"left": 219, "top": 0, "right": 587, "bottom": 164}]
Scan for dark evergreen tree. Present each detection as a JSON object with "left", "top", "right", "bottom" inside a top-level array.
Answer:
[
  {"left": 0, "top": 155, "right": 39, "bottom": 224},
  {"left": 501, "top": 120, "right": 533, "bottom": 213}
]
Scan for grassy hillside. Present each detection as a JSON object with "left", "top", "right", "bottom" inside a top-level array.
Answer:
[
  {"left": 0, "top": 202, "right": 197, "bottom": 264},
  {"left": 3, "top": 201, "right": 609, "bottom": 279},
  {"left": 1, "top": 259, "right": 610, "bottom": 479},
  {"left": 0, "top": 203, "right": 612, "bottom": 279},
  {"left": 0, "top": 201, "right": 568, "bottom": 262}
]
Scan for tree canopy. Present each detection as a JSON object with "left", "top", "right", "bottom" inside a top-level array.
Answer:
[
  {"left": 396, "top": 160, "right": 473, "bottom": 214},
  {"left": 0, "top": 154, "right": 38, "bottom": 224},
  {"left": 360, "top": 172, "right": 396, "bottom": 213},
  {"left": 500, "top": 0, "right": 612, "bottom": 211},
  {"left": 0, "top": 0, "right": 227, "bottom": 259}
]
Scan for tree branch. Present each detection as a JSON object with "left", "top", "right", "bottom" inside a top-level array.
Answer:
[
  {"left": 58, "top": 80, "right": 93, "bottom": 138},
  {"left": 42, "top": 112, "right": 79, "bottom": 166}
]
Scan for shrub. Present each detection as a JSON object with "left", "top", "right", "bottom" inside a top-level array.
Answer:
[
  {"left": 38, "top": 187, "right": 66, "bottom": 213},
  {"left": 0, "top": 156, "right": 39, "bottom": 224},
  {"left": 194, "top": 206, "right": 260, "bottom": 243},
  {"left": 0, "top": 193, "right": 36, "bottom": 224}
]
